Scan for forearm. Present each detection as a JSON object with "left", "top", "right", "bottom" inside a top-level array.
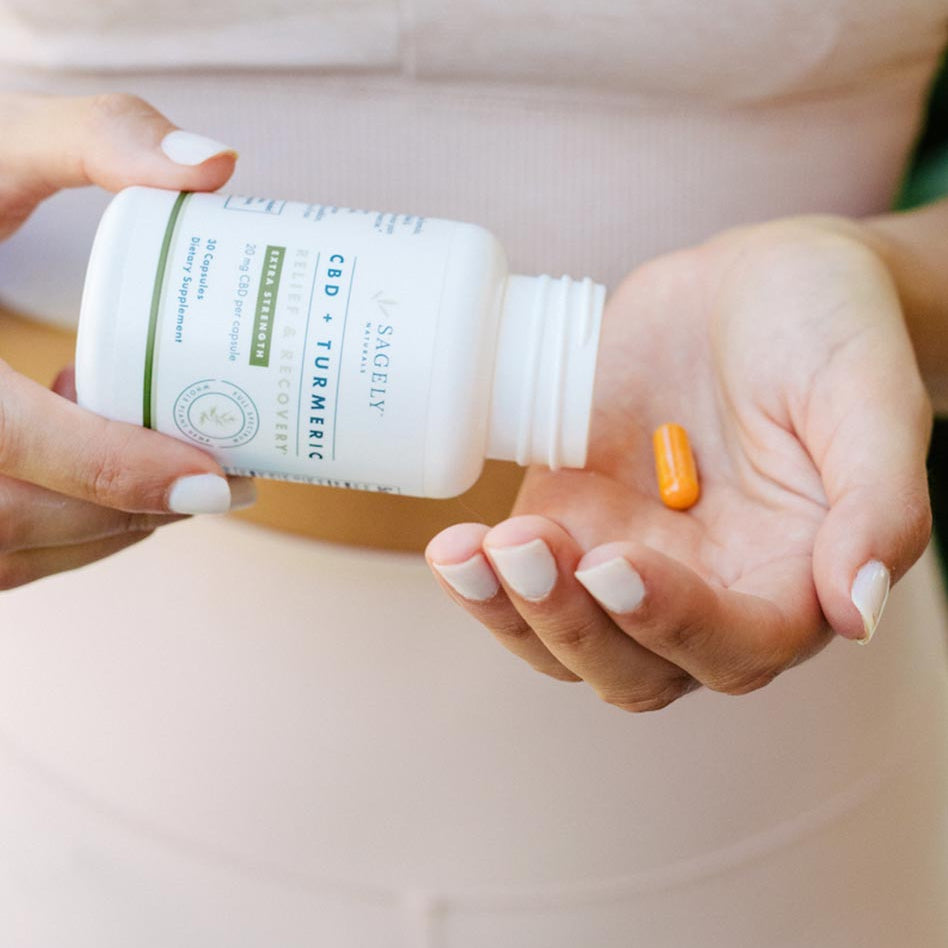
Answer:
[{"left": 863, "top": 198, "right": 948, "bottom": 414}]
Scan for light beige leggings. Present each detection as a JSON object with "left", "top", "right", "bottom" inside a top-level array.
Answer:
[{"left": 0, "top": 517, "right": 946, "bottom": 947}]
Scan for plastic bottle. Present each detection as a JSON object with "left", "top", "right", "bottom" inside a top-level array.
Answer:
[{"left": 76, "top": 187, "right": 605, "bottom": 498}]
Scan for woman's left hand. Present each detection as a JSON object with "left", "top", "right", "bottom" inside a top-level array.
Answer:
[{"left": 426, "top": 217, "right": 933, "bottom": 711}]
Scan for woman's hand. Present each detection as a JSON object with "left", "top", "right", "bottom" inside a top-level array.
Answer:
[
  {"left": 0, "top": 92, "right": 252, "bottom": 589},
  {"left": 427, "top": 217, "right": 932, "bottom": 710}
]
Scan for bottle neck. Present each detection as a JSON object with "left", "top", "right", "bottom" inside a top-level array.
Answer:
[{"left": 486, "top": 273, "right": 605, "bottom": 470}]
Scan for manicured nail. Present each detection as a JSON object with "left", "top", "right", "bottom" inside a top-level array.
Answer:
[
  {"left": 227, "top": 478, "right": 257, "bottom": 511},
  {"left": 161, "top": 129, "right": 235, "bottom": 166},
  {"left": 167, "top": 474, "right": 232, "bottom": 514},
  {"left": 850, "top": 559, "right": 890, "bottom": 645},
  {"left": 432, "top": 553, "right": 500, "bottom": 601},
  {"left": 575, "top": 557, "right": 645, "bottom": 614},
  {"left": 487, "top": 538, "right": 557, "bottom": 601}
]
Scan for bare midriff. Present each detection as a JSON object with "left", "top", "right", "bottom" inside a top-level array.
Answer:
[{"left": 0, "top": 308, "right": 521, "bottom": 551}]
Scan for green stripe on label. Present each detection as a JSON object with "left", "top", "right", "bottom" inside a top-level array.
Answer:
[
  {"left": 250, "top": 245, "right": 285, "bottom": 368},
  {"left": 144, "top": 191, "right": 191, "bottom": 428}
]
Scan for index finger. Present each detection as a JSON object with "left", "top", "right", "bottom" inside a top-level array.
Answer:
[{"left": 0, "top": 358, "right": 240, "bottom": 513}]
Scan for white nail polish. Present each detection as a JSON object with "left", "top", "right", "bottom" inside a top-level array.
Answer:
[
  {"left": 432, "top": 553, "right": 500, "bottom": 602},
  {"left": 487, "top": 538, "right": 557, "bottom": 601},
  {"left": 160, "top": 130, "right": 234, "bottom": 166},
  {"left": 227, "top": 478, "right": 257, "bottom": 511},
  {"left": 167, "top": 474, "right": 232, "bottom": 514},
  {"left": 850, "top": 559, "right": 890, "bottom": 645},
  {"left": 575, "top": 557, "right": 645, "bottom": 614}
]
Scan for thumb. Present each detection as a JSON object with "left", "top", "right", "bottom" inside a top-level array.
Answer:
[
  {"left": 810, "top": 316, "right": 933, "bottom": 646},
  {"left": 0, "top": 92, "right": 237, "bottom": 234}
]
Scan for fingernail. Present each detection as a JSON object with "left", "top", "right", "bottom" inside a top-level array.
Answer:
[
  {"left": 160, "top": 129, "right": 236, "bottom": 166},
  {"left": 850, "top": 559, "right": 890, "bottom": 645},
  {"left": 575, "top": 557, "right": 645, "bottom": 614},
  {"left": 487, "top": 538, "right": 557, "bottom": 601},
  {"left": 227, "top": 477, "right": 257, "bottom": 511},
  {"left": 432, "top": 553, "right": 500, "bottom": 602},
  {"left": 167, "top": 473, "right": 232, "bottom": 514}
]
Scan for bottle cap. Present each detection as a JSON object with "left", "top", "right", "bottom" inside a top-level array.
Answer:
[{"left": 487, "top": 274, "right": 606, "bottom": 469}]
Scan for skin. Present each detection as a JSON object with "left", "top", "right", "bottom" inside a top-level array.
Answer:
[
  {"left": 427, "top": 216, "right": 939, "bottom": 712},
  {"left": 0, "top": 92, "right": 942, "bottom": 710},
  {"left": 0, "top": 92, "right": 245, "bottom": 588}
]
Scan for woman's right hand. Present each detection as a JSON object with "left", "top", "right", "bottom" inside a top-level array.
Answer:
[{"left": 0, "top": 92, "right": 252, "bottom": 589}]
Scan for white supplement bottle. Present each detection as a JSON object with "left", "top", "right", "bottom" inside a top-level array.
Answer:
[{"left": 77, "top": 187, "right": 605, "bottom": 498}]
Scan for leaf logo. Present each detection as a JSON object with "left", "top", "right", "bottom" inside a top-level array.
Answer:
[
  {"left": 198, "top": 405, "right": 237, "bottom": 428},
  {"left": 372, "top": 289, "right": 398, "bottom": 320},
  {"left": 174, "top": 380, "right": 259, "bottom": 448}
]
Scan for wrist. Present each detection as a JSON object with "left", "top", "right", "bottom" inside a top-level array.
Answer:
[{"left": 861, "top": 200, "right": 948, "bottom": 414}]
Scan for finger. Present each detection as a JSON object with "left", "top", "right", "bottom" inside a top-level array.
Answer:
[
  {"left": 50, "top": 363, "right": 256, "bottom": 518},
  {"left": 814, "top": 466, "right": 930, "bottom": 646},
  {"left": 426, "top": 522, "right": 580, "bottom": 682},
  {"left": 0, "top": 92, "right": 236, "bottom": 234},
  {"left": 0, "top": 475, "right": 185, "bottom": 552},
  {"left": 807, "top": 275, "right": 933, "bottom": 644},
  {"left": 0, "top": 358, "right": 255, "bottom": 514},
  {"left": 0, "top": 531, "right": 153, "bottom": 591},
  {"left": 483, "top": 516, "right": 697, "bottom": 710},
  {"left": 574, "top": 541, "right": 828, "bottom": 696}
]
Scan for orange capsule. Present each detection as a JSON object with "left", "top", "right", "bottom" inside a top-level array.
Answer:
[{"left": 652, "top": 423, "right": 700, "bottom": 511}]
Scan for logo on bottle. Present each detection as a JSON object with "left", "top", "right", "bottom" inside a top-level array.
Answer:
[
  {"left": 173, "top": 379, "right": 259, "bottom": 448},
  {"left": 358, "top": 291, "right": 397, "bottom": 416}
]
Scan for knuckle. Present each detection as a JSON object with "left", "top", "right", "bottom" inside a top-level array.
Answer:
[
  {"left": 541, "top": 614, "right": 603, "bottom": 653},
  {"left": 87, "top": 444, "right": 138, "bottom": 509},
  {"left": 85, "top": 92, "right": 151, "bottom": 127},
  {"left": 600, "top": 675, "right": 695, "bottom": 714},
  {"left": 490, "top": 615, "right": 536, "bottom": 646},
  {"left": 707, "top": 662, "right": 781, "bottom": 697},
  {"left": 636, "top": 611, "right": 711, "bottom": 658}
]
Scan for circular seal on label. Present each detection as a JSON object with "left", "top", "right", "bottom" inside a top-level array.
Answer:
[{"left": 173, "top": 379, "right": 259, "bottom": 448}]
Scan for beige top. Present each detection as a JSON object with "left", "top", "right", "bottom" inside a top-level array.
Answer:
[
  {"left": 0, "top": 0, "right": 945, "bottom": 320},
  {"left": 0, "top": 0, "right": 945, "bottom": 545},
  {"left": 0, "top": 0, "right": 943, "bottom": 96}
]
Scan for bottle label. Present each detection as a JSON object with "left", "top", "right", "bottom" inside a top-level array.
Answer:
[{"left": 147, "top": 192, "right": 460, "bottom": 495}]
